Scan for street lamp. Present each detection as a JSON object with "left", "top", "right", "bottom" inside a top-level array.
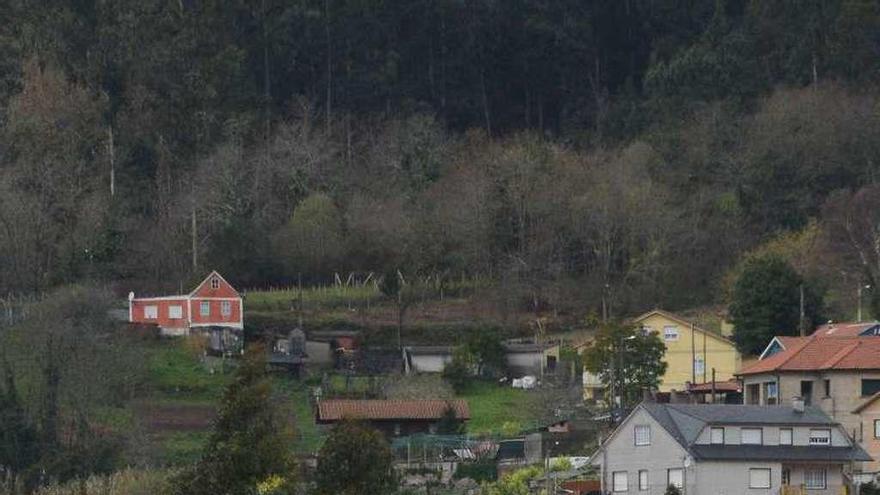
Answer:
[
  {"left": 614, "top": 334, "right": 638, "bottom": 410},
  {"left": 858, "top": 284, "right": 872, "bottom": 322}
]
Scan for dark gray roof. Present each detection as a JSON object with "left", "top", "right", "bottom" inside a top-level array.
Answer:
[
  {"left": 637, "top": 402, "right": 868, "bottom": 463},
  {"left": 641, "top": 403, "right": 692, "bottom": 446},
  {"left": 404, "top": 346, "right": 455, "bottom": 355},
  {"left": 659, "top": 403, "right": 837, "bottom": 426},
  {"left": 691, "top": 445, "right": 872, "bottom": 462},
  {"left": 502, "top": 343, "right": 556, "bottom": 353},
  {"left": 496, "top": 439, "right": 525, "bottom": 460}
]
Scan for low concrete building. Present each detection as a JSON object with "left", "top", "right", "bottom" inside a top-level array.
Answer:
[
  {"left": 593, "top": 401, "right": 870, "bottom": 494},
  {"left": 403, "top": 346, "right": 454, "bottom": 374},
  {"left": 504, "top": 342, "right": 560, "bottom": 377},
  {"left": 402, "top": 343, "right": 560, "bottom": 377}
]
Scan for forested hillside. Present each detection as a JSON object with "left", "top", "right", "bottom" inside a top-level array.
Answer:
[{"left": 2, "top": 0, "right": 880, "bottom": 319}]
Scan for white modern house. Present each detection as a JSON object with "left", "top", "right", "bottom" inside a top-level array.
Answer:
[{"left": 593, "top": 400, "right": 870, "bottom": 494}]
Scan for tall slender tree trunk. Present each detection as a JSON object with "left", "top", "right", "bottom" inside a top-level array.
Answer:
[
  {"left": 107, "top": 125, "right": 115, "bottom": 197},
  {"left": 480, "top": 68, "right": 491, "bottom": 136},
  {"left": 324, "top": 0, "right": 332, "bottom": 136},
  {"left": 191, "top": 199, "right": 198, "bottom": 272}
]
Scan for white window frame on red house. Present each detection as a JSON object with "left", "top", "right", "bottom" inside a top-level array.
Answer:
[
  {"left": 200, "top": 301, "right": 210, "bottom": 317},
  {"left": 168, "top": 305, "right": 183, "bottom": 319},
  {"left": 211, "top": 277, "right": 220, "bottom": 289},
  {"left": 144, "top": 305, "right": 158, "bottom": 319},
  {"left": 221, "top": 301, "right": 232, "bottom": 317}
]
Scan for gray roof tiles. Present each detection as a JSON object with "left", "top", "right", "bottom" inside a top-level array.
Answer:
[
  {"left": 691, "top": 444, "right": 872, "bottom": 462},
  {"left": 660, "top": 403, "right": 836, "bottom": 426},
  {"left": 637, "top": 402, "right": 867, "bottom": 463}
]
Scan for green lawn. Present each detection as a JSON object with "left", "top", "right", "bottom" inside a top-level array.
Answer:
[
  {"left": 276, "top": 378, "right": 324, "bottom": 454},
  {"left": 145, "top": 341, "right": 232, "bottom": 400},
  {"left": 459, "top": 382, "right": 535, "bottom": 436},
  {"left": 160, "top": 431, "right": 211, "bottom": 465},
  {"left": 142, "top": 339, "right": 331, "bottom": 460}
]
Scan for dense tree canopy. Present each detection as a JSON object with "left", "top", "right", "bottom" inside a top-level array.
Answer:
[
  {"left": 1, "top": 0, "right": 880, "bottom": 322},
  {"left": 173, "top": 346, "right": 297, "bottom": 495},
  {"left": 582, "top": 322, "right": 668, "bottom": 407},
  {"left": 314, "top": 421, "right": 396, "bottom": 495},
  {"left": 729, "top": 256, "right": 824, "bottom": 355}
]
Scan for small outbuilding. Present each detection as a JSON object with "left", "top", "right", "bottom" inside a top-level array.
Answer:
[{"left": 315, "top": 399, "right": 470, "bottom": 437}]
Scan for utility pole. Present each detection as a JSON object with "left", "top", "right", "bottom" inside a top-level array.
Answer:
[
  {"left": 799, "top": 284, "right": 806, "bottom": 337},
  {"left": 191, "top": 202, "right": 198, "bottom": 272},
  {"left": 108, "top": 125, "right": 115, "bottom": 197},
  {"left": 711, "top": 368, "right": 717, "bottom": 404},
  {"left": 858, "top": 284, "right": 871, "bottom": 322},
  {"left": 691, "top": 323, "right": 696, "bottom": 386},
  {"left": 297, "top": 273, "right": 304, "bottom": 329},
  {"left": 702, "top": 330, "right": 707, "bottom": 383}
]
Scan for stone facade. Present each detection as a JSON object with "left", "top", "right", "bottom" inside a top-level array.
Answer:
[{"left": 742, "top": 370, "right": 880, "bottom": 472}]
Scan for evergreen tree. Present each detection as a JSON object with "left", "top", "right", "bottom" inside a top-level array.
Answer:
[
  {"left": 0, "top": 360, "right": 38, "bottom": 473},
  {"left": 314, "top": 421, "right": 396, "bottom": 495},
  {"left": 436, "top": 404, "right": 466, "bottom": 435},
  {"left": 173, "top": 346, "right": 296, "bottom": 495},
  {"left": 729, "top": 255, "right": 824, "bottom": 355}
]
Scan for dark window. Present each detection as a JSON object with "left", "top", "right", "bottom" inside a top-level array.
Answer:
[
  {"left": 824, "top": 379, "right": 831, "bottom": 397},
  {"left": 546, "top": 355, "right": 557, "bottom": 372},
  {"left": 862, "top": 379, "right": 880, "bottom": 397},
  {"left": 801, "top": 381, "right": 813, "bottom": 405}
]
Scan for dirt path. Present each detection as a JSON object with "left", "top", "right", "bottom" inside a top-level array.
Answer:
[{"left": 134, "top": 401, "right": 216, "bottom": 432}]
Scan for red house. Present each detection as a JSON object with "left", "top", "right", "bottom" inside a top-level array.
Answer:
[{"left": 128, "top": 271, "right": 243, "bottom": 337}]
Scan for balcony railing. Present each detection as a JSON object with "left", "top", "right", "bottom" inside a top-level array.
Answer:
[{"left": 779, "top": 485, "right": 847, "bottom": 495}]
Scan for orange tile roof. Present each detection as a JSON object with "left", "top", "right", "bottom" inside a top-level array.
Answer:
[
  {"left": 316, "top": 399, "right": 470, "bottom": 421},
  {"left": 811, "top": 322, "right": 879, "bottom": 338},
  {"left": 688, "top": 379, "right": 741, "bottom": 393},
  {"left": 741, "top": 336, "right": 880, "bottom": 375}
]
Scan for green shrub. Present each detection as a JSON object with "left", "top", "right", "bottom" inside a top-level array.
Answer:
[
  {"left": 454, "top": 459, "right": 497, "bottom": 482},
  {"left": 665, "top": 485, "right": 682, "bottom": 495}
]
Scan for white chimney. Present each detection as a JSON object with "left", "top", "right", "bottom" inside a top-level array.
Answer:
[{"left": 792, "top": 396, "right": 805, "bottom": 413}]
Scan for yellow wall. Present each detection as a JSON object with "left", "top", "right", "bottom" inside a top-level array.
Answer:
[{"left": 637, "top": 313, "right": 741, "bottom": 392}]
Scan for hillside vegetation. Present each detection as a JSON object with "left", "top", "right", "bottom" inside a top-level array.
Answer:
[{"left": 1, "top": 1, "right": 880, "bottom": 323}]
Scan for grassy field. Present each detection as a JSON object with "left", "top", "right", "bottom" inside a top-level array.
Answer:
[
  {"left": 138, "top": 339, "right": 543, "bottom": 464},
  {"left": 459, "top": 381, "right": 535, "bottom": 436},
  {"left": 141, "top": 339, "right": 326, "bottom": 462},
  {"left": 275, "top": 379, "right": 326, "bottom": 454},
  {"left": 145, "top": 339, "right": 232, "bottom": 400}
]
